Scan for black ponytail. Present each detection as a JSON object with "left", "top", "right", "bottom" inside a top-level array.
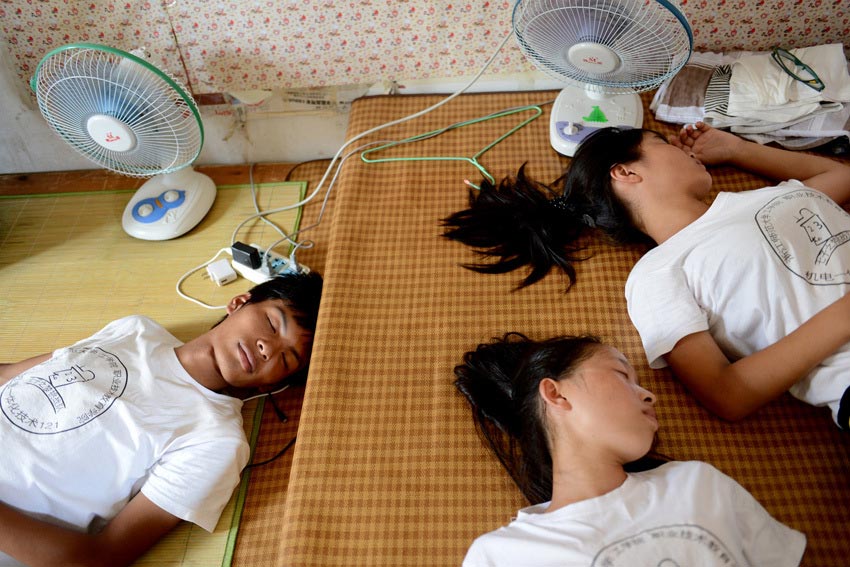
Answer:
[
  {"left": 442, "top": 127, "right": 654, "bottom": 290},
  {"left": 442, "top": 164, "right": 587, "bottom": 290}
]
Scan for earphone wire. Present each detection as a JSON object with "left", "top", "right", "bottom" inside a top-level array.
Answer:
[
  {"left": 242, "top": 383, "right": 290, "bottom": 403},
  {"left": 244, "top": 384, "right": 297, "bottom": 468}
]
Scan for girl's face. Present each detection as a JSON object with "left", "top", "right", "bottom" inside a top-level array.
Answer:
[
  {"left": 633, "top": 132, "right": 713, "bottom": 199},
  {"left": 560, "top": 346, "right": 658, "bottom": 463}
]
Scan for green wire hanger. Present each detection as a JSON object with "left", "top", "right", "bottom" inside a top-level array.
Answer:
[{"left": 360, "top": 105, "right": 543, "bottom": 188}]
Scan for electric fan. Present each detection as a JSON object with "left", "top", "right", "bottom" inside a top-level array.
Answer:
[
  {"left": 513, "top": 0, "right": 693, "bottom": 156},
  {"left": 30, "top": 43, "right": 215, "bottom": 241}
]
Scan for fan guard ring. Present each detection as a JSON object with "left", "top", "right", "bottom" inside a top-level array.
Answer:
[
  {"left": 31, "top": 43, "right": 203, "bottom": 178},
  {"left": 513, "top": 0, "right": 693, "bottom": 95}
]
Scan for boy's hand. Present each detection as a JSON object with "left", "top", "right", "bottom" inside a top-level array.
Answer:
[{"left": 669, "top": 121, "right": 746, "bottom": 167}]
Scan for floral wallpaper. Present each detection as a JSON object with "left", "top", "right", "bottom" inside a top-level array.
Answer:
[{"left": 2, "top": 0, "right": 847, "bottom": 96}]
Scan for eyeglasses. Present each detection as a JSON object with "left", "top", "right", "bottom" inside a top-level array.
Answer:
[{"left": 771, "top": 47, "right": 825, "bottom": 92}]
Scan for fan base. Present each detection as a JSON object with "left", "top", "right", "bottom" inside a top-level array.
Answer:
[
  {"left": 549, "top": 85, "right": 643, "bottom": 157},
  {"left": 121, "top": 168, "right": 216, "bottom": 241}
]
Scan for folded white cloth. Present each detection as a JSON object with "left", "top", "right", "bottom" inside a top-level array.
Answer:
[
  {"left": 729, "top": 102, "right": 844, "bottom": 134},
  {"left": 731, "top": 97, "right": 850, "bottom": 150},
  {"left": 652, "top": 47, "right": 850, "bottom": 150},
  {"left": 738, "top": 132, "right": 842, "bottom": 150},
  {"left": 727, "top": 44, "right": 850, "bottom": 122},
  {"left": 775, "top": 103, "right": 850, "bottom": 138}
]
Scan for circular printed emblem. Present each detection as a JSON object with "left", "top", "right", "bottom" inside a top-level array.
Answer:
[
  {"left": 591, "top": 524, "right": 740, "bottom": 567},
  {"left": 757, "top": 188, "right": 850, "bottom": 285},
  {"left": 0, "top": 347, "right": 128, "bottom": 434}
]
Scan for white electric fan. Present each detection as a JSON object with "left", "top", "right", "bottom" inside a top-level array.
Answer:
[
  {"left": 30, "top": 43, "right": 216, "bottom": 240},
  {"left": 513, "top": 0, "right": 693, "bottom": 156}
]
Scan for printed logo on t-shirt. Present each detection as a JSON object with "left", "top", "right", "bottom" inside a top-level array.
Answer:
[
  {"left": 592, "top": 524, "right": 739, "bottom": 566},
  {"left": 0, "top": 346, "right": 128, "bottom": 434},
  {"left": 757, "top": 188, "right": 850, "bottom": 285}
]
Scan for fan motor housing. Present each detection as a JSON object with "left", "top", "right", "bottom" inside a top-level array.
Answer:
[
  {"left": 566, "top": 42, "right": 620, "bottom": 75},
  {"left": 86, "top": 114, "right": 137, "bottom": 153}
]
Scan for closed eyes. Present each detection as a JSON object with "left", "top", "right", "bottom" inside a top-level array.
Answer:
[{"left": 617, "top": 368, "right": 639, "bottom": 385}]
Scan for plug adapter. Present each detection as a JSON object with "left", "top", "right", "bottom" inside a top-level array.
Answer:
[
  {"left": 231, "top": 241, "right": 261, "bottom": 269},
  {"left": 206, "top": 259, "right": 238, "bottom": 286}
]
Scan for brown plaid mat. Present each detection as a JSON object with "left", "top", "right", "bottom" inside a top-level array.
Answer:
[{"left": 245, "top": 91, "right": 849, "bottom": 566}]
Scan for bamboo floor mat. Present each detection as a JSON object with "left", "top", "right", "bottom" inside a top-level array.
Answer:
[
  {"left": 0, "top": 180, "right": 305, "bottom": 350},
  {"left": 0, "top": 176, "right": 314, "bottom": 567}
]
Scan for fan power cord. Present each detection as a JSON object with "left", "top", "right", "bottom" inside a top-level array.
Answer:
[
  {"left": 184, "top": 28, "right": 516, "bottom": 309},
  {"left": 229, "top": 27, "right": 516, "bottom": 246}
]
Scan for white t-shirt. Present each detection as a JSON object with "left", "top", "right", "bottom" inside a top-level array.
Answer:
[
  {"left": 626, "top": 181, "right": 850, "bottom": 422},
  {"left": 463, "top": 461, "right": 805, "bottom": 567},
  {"left": 0, "top": 316, "right": 249, "bottom": 546}
]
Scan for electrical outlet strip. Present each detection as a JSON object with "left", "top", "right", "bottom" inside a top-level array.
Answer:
[{"left": 230, "top": 243, "right": 308, "bottom": 284}]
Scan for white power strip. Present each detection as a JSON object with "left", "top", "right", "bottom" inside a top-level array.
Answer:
[{"left": 230, "top": 243, "right": 308, "bottom": 284}]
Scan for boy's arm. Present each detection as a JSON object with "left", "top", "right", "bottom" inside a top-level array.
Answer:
[
  {"left": 664, "top": 293, "right": 850, "bottom": 421},
  {"left": 0, "top": 492, "right": 181, "bottom": 567},
  {"left": 672, "top": 122, "right": 850, "bottom": 206},
  {"left": 0, "top": 353, "right": 52, "bottom": 386}
]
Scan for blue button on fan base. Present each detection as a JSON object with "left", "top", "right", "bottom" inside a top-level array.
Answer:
[{"left": 132, "top": 190, "right": 186, "bottom": 224}]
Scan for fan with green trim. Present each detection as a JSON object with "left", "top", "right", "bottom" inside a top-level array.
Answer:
[{"left": 31, "top": 43, "right": 216, "bottom": 240}]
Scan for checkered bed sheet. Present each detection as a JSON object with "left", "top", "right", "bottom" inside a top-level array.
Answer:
[{"left": 266, "top": 91, "right": 849, "bottom": 566}]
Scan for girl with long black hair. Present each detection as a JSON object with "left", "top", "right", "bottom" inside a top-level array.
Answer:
[
  {"left": 454, "top": 332, "right": 805, "bottom": 565},
  {"left": 444, "top": 123, "right": 850, "bottom": 429}
]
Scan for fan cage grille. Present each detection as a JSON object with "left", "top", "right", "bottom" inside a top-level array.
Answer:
[
  {"left": 513, "top": 0, "right": 693, "bottom": 94},
  {"left": 32, "top": 44, "right": 203, "bottom": 177}
]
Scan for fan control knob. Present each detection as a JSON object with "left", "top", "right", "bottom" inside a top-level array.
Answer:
[
  {"left": 163, "top": 190, "right": 181, "bottom": 203},
  {"left": 136, "top": 203, "right": 154, "bottom": 217},
  {"left": 562, "top": 122, "right": 580, "bottom": 136}
]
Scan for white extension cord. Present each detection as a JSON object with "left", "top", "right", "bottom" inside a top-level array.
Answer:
[{"left": 230, "top": 242, "right": 310, "bottom": 284}]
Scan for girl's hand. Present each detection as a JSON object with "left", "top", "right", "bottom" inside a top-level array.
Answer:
[{"left": 669, "top": 122, "right": 746, "bottom": 167}]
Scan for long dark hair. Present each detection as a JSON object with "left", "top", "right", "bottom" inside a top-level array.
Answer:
[
  {"left": 442, "top": 127, "right": 653, "bottom": 290},
  {"left": 454, "top": 332, "right": 665, "bottom": 504},
  {"left": 454, "top": 333, "right": 602, "bottom": 504}
]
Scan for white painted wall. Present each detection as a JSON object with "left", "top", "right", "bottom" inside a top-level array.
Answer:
[
  {"left": 196, "top": 107, "right": 351, "bottom": 168},
  {"left": 0, "top": 50, "right": 94, "bottom": 174},
  {"left": 0, "top": 51, "right": 353, "bottom": 175},
  {"left": 0, "top": 48, "right": 560, "bottom": 175}
]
